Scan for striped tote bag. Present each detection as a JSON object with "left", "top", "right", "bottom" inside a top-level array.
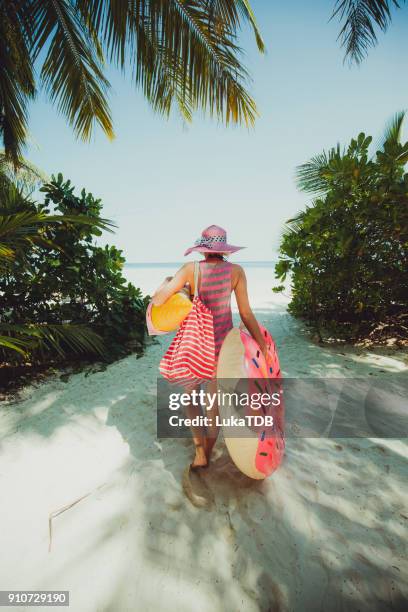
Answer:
[{"left": 159, "top": 262, "right": 215, "bottom": 384}]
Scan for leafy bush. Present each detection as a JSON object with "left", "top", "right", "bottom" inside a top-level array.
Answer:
[
  {"left": 275, "top": 113, "right": 408, "bottom": 343},
  {"left": 0, "top": 173, "right": 148, "bottom": 365}
]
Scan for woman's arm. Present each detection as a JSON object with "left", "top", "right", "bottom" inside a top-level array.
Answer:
[
  {"left": 151, "top": 264, "right": 190, "bottom": 306},
  {"left": 234, "top": 266, "right": 268, "bottom": 358}
]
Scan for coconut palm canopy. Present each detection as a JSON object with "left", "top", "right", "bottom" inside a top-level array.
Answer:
[
  {"left": 0, "top": 0, "right": 264, "bottom": 162},
  {"left": 2, "top": 1, "right": 406, "bottom": 163}
]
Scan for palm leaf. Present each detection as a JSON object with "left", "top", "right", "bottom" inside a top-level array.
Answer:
[
  {"left": 234, "top": 0, "right": 265, "bottom": 51},
  {"left": 0, "top": 1, "right": 36, "bottom": 162},
  {"left": 0, "top": 243, "right": 14, "bottom": 258},
  {"left": 296, "top": 146, "right": 342, "bottom": 195},
  {"left": 0, "top": 209, "right": 115, "bottom": 269},
  {"left": 0, "top": 335, "right": 28, "bottom": 357},
  {"left": 0, "top": 211, "right": 114, "bottom": 241},
  {"left": 0, "top": 151, "right": 48, "bottom": 193},
  {"left": 372, "top": 110, "right": 408, "bottom": 163},
  {"left": 332, "top": 0, "right": 404, "bottom": 63},
  {"left": 24, "top": 323, "right": 106, "bottom": 357},
  {"left": 30, "top": 0, "right": 114, "bottom": 142},
  {"left": 159, "top": 0, "right": 259, "bottom": 125},
  {"left": 76, "top": 0, "right": 262, "bottom": 126},
  {"left": 0, "top": 323, "right": 105, "bottom": 358},
  {"left": 1, "top": 1, "right": 263, "bottom": 158},
  {"left": 280, "top": 209, "right": 308, "bottom": 243},
  {"left": 381, "top": 110, "right": 406, "bottom": 146}
]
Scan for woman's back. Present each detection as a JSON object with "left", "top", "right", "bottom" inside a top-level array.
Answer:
[{"left": 197, "top": 259, "right": 233, "bottom": 358}]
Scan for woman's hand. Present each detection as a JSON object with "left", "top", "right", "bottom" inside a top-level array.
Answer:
[{"left": 259, "top": 339, "right": 269, "bottom": 362}]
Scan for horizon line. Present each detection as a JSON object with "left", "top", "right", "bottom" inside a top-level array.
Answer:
[{"left": 125, "top": 259, "right": 278, "bottom": 265}]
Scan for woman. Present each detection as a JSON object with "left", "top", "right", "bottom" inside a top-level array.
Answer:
[{"left": 152, "top": 225, "right": 268, "bottom": 469}]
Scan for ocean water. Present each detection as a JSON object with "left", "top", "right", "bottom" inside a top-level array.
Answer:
[
  {"left": 125, "top": 261, "right": 277, "bottom": 269},
  {"left": 123, "top": 261, "right": 288, "bottom": 311}
]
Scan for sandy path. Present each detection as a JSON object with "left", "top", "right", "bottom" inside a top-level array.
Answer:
[{"left": 0, "top": 304, "right": 407, "bottom": 612}]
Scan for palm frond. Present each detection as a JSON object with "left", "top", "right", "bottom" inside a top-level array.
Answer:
[
  {"left": 381, "top": 110, "right": 406, "bottom": 146},
  {"left": 374, "top": 110, "right": 408, "bottom": 165},
  {"left": 234, "top": 0, "right": 265, "bottom": 51},
  {"left": 0, "top": 211, "right": 114, "bottom": 241},
  {"left": 0, "top": 209, "right": 115, "bottom": 270},
  {"left": 296, "top": 145, "right": 342, "bottom": 195},
  {"left": 0, "top": 1, "right": 36, "bottom": 161},
  {"left": 22, "top": 323, "right": 106, "bottom": 357},
  {"left": 332, "top": 0, "right": 404, "bottom": 63},
  {"left": 31, "top": 0, "right": 114, "bottom": 142},
  {"left": 0, "top": 176, "right": 32, "bottom": 214},
  {"left": 204, "top": 1, "right": 264, "bottom": 51},
  {"left": 280, "top": 209, "right": 309, "bottom": 243},
  {"left": 0, "top": 243, "right": 14, "bottom": 258},
  {"left": 0, "top": 210, "right": 58, "bottom": 268},
  {"left": 0, "top": 335, "right": 28, "bottom": 357},
  {"left": 0, "top": 151, "right": 48, "bottom": 188},
  {"left": 1, "top": 1, "right": 263, "bottom": 157},
  {"left": 0, "top": 323, "right": 105, "bottom": 358},
  {"left": 153, "top": 1, "right": 258, "bottom": 125},
  {"left": 76, "top": 0, "right": 261, "bottom": 126},
  {"left": 281, "top": 222, "right": 303, "bottom": 243}
]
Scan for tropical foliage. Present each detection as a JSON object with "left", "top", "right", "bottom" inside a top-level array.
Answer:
[
  {"left": 274, "top": 112, "right": 408, "bottom": 343},
  {"left": 0, "top": 0, "right": 264, "bottom": 161},
  {"left": 333, "top": 0, "right": 405, "bottom": 63},
  {"left": 0, "top": 170, "right": 148, "bottom": 366}
]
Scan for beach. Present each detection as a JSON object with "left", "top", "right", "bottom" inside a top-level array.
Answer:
[{"left": 0, "top": 263, "right": 407, "bottom": 612}]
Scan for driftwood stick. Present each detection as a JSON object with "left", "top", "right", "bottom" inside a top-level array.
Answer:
[{"left": 48, "top": 483, "right": 106, "bottom": 552}]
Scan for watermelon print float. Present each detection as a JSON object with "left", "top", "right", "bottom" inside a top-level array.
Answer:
[{"left": 216, "top": 325, "right": 285, "bottom": 480}]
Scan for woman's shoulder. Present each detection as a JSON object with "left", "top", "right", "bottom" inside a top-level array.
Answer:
[
  {"left": 230, "top": 263, "right": 244, "bottom": 288},
  {"left": 231, "top": 262, "right": 244, "bottom": 275}
]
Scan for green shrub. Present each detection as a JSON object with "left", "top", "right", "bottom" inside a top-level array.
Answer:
[
  {"left": 275, "top": 114, "right": 408, "bottom": 342},
  {"left": 0, "top": 173, "right": 148, "bottom": 364}
]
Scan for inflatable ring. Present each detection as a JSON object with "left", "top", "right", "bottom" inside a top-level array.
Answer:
[{"left": 216, "top": 325, "right": 285, "bottom": 479}]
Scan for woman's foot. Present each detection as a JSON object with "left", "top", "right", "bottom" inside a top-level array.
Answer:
[{"left": 190, "top": 444, "right": 208, "bottom": 470}]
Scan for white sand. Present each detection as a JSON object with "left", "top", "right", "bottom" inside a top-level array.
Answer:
[{"left": 0, "top": 266, "right": 407, "bottom": 612}]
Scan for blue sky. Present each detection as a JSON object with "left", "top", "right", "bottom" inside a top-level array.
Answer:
[{"left": 26, "top": 0, "right": 408, "bottom": 262}]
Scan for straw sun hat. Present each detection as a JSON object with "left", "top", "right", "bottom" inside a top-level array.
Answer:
[{"left": 184, "top": 225, "right": 245, "bottom": 256}]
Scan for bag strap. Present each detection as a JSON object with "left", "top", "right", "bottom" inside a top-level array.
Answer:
[{"left": 193, "top": 261, "right": 199, "bottom": 298}]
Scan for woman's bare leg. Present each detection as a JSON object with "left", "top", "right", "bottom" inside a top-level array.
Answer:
[
  {"left": 203, "top": 378, "right": 219, "bottom": 461},
  {"left": 185, "top": 392, "right": 208, "bottom": 468}
]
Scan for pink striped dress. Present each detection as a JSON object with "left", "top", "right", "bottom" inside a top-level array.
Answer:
[{"left": 197, "top": 260, "right": 233, "bottom": 360}]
